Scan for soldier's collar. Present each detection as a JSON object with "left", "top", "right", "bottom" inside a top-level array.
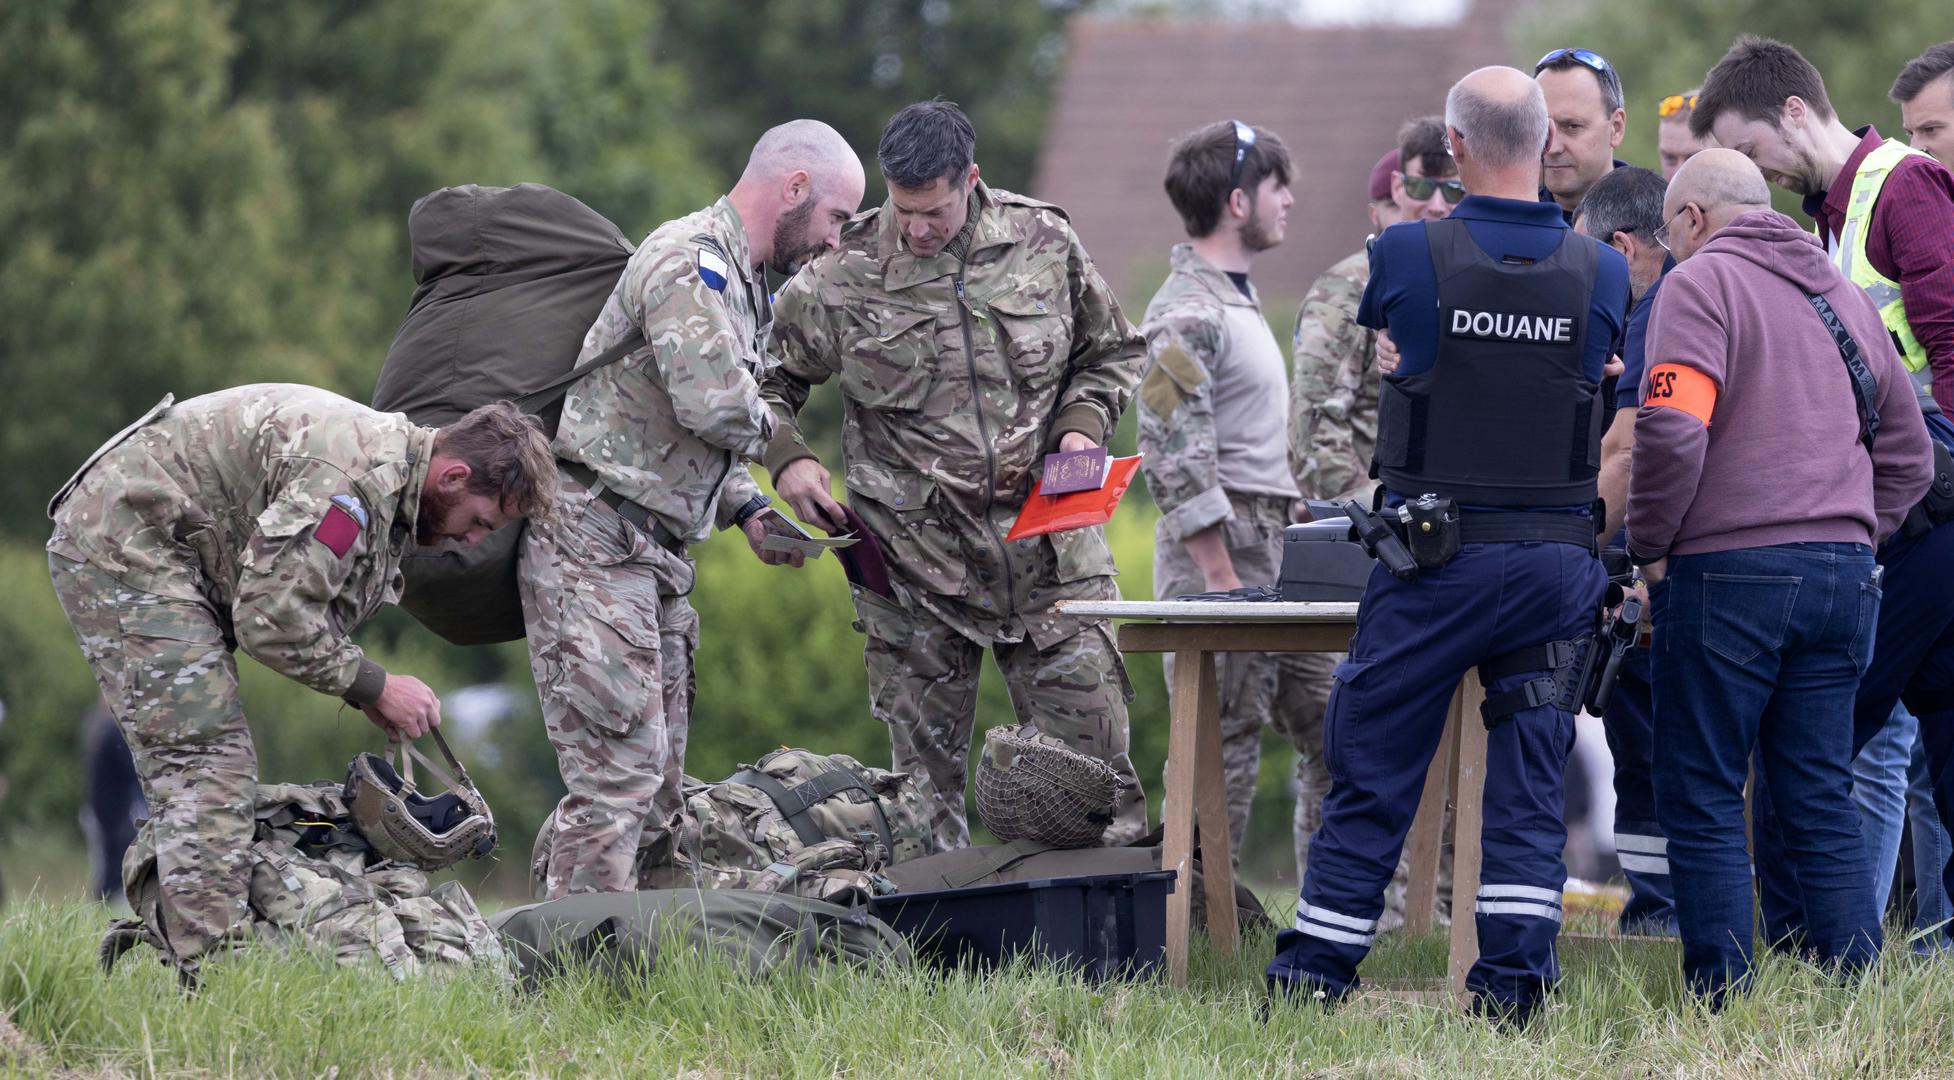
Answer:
[
  {"left": 394, "top": 427, "right": 436, "bottom": 539},
  {"left": 1169, "top": 243, "right": 1259, "bottom": 309},
  {"left": 708, "top": 196, "right": 758, "bottom": 286}
]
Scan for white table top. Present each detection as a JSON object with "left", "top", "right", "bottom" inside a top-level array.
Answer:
[{"left": 1056, "top": 599, "right": 1360, "bottom": 623}]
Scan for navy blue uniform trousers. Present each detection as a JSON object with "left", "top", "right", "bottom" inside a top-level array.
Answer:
[
  {"left": 1268, "top": 540, "right": 1605, "bottom": 1008},
  {"left": 1603, "top": 650, "right": 1679, "bottom": 934},
  {"left": 1754, "top": 519, "right": 1954, "bottom": 945}
]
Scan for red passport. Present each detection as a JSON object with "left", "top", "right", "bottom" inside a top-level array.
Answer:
[{"left": 1006, "top": 454, "right": 1142, "bottom": 541}]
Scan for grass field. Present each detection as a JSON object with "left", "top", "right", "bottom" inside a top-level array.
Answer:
[{"left": 5, "top": 893, "right": 1954, "bottom": 1079}]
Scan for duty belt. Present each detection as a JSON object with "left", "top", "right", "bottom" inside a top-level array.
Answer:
[
  {"left": 1454, "top": 510, "right": 1597, "bottom": 553},
  {"left": 559, "top": 460, "right": 685, "bottom": 555}
]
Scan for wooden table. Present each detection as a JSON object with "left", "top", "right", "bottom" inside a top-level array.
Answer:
[{"left": 1060, "top": 599, "right": 1488, "bottom": 997}]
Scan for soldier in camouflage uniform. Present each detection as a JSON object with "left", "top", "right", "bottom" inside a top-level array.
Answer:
[
  {"left": 761, "top": 101, "right": 1148, "bottom": 852},
  {"left": 526, "top": 121, "right": 866, "bottom": 898},
  {"left": 1136, "top": 121, "right": 1301, "bottom": 867},
  {"left": 1286, "top": 118, "right": 1460, "bottom": 921},
  {"left": 47, "top": 386, "right": 555, "bottom": 970}
]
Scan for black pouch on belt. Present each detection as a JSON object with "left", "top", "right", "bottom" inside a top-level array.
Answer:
[{"left": 1402, "top": 493, "right": 1461, "bottom": 569}]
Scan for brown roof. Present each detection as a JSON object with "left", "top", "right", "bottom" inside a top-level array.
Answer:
[{"left": 1032, "top": 8, "right": 1526, "bottom": 310}]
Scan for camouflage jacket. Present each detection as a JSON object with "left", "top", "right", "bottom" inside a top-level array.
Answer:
[
  {"left": 47, "top": 385, "right": 432, "bottom": 701},
  {"left": 1290, "top": 249, "right": 1381, "bottom": 505},
  {"left": 761, "top": 182, "right": 1144, "bottom": 646},
  {"left": 1136, "top": 244, "right": 1299, "bottom": 543},
  {"left": 554, "top": 196, "right": 773, "bottom": 545}
]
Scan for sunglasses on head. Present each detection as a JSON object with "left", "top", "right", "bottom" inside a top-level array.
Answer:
[
  {"left": 1399, "top": 173, "right": 1466, "bottom": 204},
  {"left": 1535, "top": 47, "right": 1612, "bottom": 75},
  {"left": 1227, "top": 119, "right": 1258, "bottom": 193},
  {"left": 1658, "top": 93, "right": 1698, "bottom": 119}
]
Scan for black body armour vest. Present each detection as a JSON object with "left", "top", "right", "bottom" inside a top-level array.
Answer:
[{"left": 1373, "top": 218, "right": 1603, "bottom": 507}]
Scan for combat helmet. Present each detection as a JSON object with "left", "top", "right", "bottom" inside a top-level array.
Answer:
[
  {"left": 974, "top": 725, "right": 1118, "bottom": 849},
  {"left": 344, "top": 729, "right": 497, "bottom": 870}
]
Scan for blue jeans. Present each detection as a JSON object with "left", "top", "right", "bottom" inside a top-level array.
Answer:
[
  {"left": 1852, "top": 703, "right": 1916, "bottom": 913},
  {"left": 1651, "top": 543, "right": 1883, "bottom": 1003}
]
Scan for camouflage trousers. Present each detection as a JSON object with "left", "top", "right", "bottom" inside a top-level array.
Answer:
[
  {"left": 852, "top": 582, "right": 1146, "bottom": 853},
  {"left": 519, "top": 475, "right": 700, "bottom": 899},
  {"left": 1153, "top": 494, "right": 1419, "bottom": 925},
  {"left": 49, "top": 553, "right": 253, "bottom": 962}
]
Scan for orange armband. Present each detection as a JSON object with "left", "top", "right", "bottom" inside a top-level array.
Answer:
[{"left": 1643, "top": 363, "right": 1717, "bottom": 425}]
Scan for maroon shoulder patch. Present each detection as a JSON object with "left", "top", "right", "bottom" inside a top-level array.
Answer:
[{"left": 314, "top": 505, "right": 362, "bottom": 559}]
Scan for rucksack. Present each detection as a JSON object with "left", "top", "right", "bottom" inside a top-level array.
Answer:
[
  {"left": 104, "top": 781, "right": 509, "bottom": 982},
  {"left": 371, "top": 183, "right": 644, "bottom": 646},
  {"left": 530, "top": 749, "right": 933, "bottom": 907},
  {"left": 489, "top": 888, "right": 912, "bottom": 991}
]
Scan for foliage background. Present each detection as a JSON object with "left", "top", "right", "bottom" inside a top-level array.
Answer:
[{"left": 1, "top": 0, "right": 1945, "bottom": 898}]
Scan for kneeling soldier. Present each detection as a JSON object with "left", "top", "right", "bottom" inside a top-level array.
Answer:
[{"left": 47, "top": 386, "right": 556, "bottom": 973}]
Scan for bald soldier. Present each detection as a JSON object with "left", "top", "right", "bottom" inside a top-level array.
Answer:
[
  {"left": 761, "top": 100, "right": 1149, "bottom": 851},
  {"left": 47, "top": 387, "right": 556, "bottom": 974},
  {"left": 527, "top": 120, "right": 866, "bottom": 897}
]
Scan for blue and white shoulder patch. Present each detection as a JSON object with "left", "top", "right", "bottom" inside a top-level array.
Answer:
[
  {"left": 331, "top": 492, "right": 369, "bottom": 529},
  {"left": 697, "top": 246, "right": 729, "bottom": 292}
]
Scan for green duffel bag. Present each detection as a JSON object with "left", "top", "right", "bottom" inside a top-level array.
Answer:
[
  {"left": 490, "top": 888, "right": 912, "bottom": 989},
  {"left": 883, "top": 837, "right": 1276, "bottom": 936}
]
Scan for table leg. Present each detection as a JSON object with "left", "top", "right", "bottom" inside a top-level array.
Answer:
[
  {"left": 1190, "top": 651, "right": 1240, "bottom": 955},
  {"left": 1402, "top": 681, "right": 1461, "bottom": 935},
  {"left": 1448, "top": 670, "right": 1488, "bottom": 1002},
  {"left": 1163, "top": 647, "right": 1207, "bottom": 986}
]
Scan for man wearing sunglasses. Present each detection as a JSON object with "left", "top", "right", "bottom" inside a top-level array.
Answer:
[
  {"left": 1267, "top": 67, "right": 1629, "bottom": 1026},
  {"left": 1692, "top": 35, "right": 1954, "bottom": 415},
  {"left": 1657, "top": 91, "right": 1714, "bottom": 180},
  {"left": 1136, "top": 120, "right": 1301, "bottom": 868},
  {"left": 1535, "top": 48, "right": 1630, "bottom": 224}
]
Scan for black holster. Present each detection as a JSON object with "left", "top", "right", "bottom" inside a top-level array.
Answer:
[{"left": 1402, "top": 494, "right": 1460, "bottom": 569}]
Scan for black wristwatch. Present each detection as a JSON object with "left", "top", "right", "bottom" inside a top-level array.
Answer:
[{"left": 729, "top": 494, "right": 772, "bottom": 529}]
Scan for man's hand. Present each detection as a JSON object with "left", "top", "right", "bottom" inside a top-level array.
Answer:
[
  {"left": 1604, "top": 353, "right": 1625, "bottom": 380},
  {"left": 1374, "top": 330, "right": 1400, "bottom": 376},
  {"left": 1292, "top": 499, "right": 1311, "bottom": 523},
  {"left": 1058, "top": 431, "right": 1098, "bottom": 455},
  {"left": 1640, "top": 558, "right": 1668, "bottom": 586},
  {"left": 776, "top": 458, "right": 846, "bottom": 531},
  {"left": 362, "top": 674, "right": 442, "bottom": 740},
  {"left": 742, "top": 508, "right": 807, "bottom": 568}
]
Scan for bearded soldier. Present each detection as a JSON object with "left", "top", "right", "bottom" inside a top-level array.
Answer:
[
  {"left": 760, "top": 100, "right": 1148, "bottom": 851},
  {"left": 48, "top": 388, "right": 556, "bottom": 974},
  {"left": 525, "top": 120, "right": 866, "bottom": 897}
]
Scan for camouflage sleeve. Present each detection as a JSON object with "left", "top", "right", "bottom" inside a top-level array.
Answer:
[
  {"left": 1136, "top": 308, "right": 1231, "bottom": 541},
  {"left": 759, "top": 273, "right": 840, "bottom": 478},
  {"left": 1053, "top": 221, "right": 1145, "bottom": 447},
  {"left": 630, "top": 247, "right": 776, "bottom": 457},
  {"left": 231, "top": 461, "right": 379, "bottom": 698},
  {"left": 1290, "top": 269, "right": 1371, "bottom": 502},
  {"left": 714, "top": 465, "right": 766, "bottom": 531}
]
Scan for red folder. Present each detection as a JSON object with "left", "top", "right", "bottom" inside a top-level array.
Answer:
[{"left": 1006, "top": 454, "right": 1142, "bottom": 541}]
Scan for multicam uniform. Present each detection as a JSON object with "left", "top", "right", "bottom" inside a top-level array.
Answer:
[
  {"left": 762, "top": 181, "right": 1147, "bottom": 851},
  {"left": 1136, "top": 244, "right": 1299, "bottom": 866},
  {"left": 525, "top": 196, "right": 775, "bottom": 897},
  {"left": 46, "top": 385, "right": 435, "bottom": 964}
]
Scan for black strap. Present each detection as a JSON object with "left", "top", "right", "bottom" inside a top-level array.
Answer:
[
  {"left": 1457, "top": 512, "right": 1597, "bottom": 552},
  {"left": 559, "top": 460, "right": 685, "bottom": 554},
  {"left": 514, "top": 330, "right": 647, "bottom": 414},
  {"left": 1479, "top": 640, "right": 1578, "bottom": 725},
  {"left": 942, "top": 839, "right": 1060, "bottom": 889},
  {"left": 729, "top": 767, "right": 896, "bottom": 858},
  {"left": 1805, "top": 291, "right": 1881, "bottom": 449}
]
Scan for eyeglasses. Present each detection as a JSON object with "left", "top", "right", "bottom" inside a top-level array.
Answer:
[
  {"left": 1652, "top": 204, "right": 1693, "bottom": 252},
  {"left": 1658, "top": 93, "right": 1698, "bottom": 119},
  {"left": 1399, "top": 173, "right": 1466, "bottom": 205},
  {"left": 1535, "top": 47, "right": 1612, "bottom": 75},
  {"left": 1227, "top": 119, "right": 1257, "bottom": 193}
]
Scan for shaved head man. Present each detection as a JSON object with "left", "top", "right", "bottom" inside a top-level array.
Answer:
[
  {"left": 1658, "top": 148, "right": 1772, "bottom": 263},
  {"left": 735, "top": 119, "right": 867, "bottom": 275}
]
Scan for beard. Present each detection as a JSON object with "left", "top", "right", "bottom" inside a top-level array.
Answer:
[
  {"left": 768, "top": 196, "right": 822, "bottom": 275},
  {"left": 1241, "top": 205, "right": 1282, "bottom": 253},
  {"left": 416, "top": 481, "right": 462, "bottom": 546}
]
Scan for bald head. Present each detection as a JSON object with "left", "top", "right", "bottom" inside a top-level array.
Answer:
[
  {"left": 1661, "top": 148, "right": 1772, "bottom": 261},
  {"left": 730, "top": 120, "right": 867, "bottom": 275},
  {"left": 1446, "top": 66, "right": 1550, "bottom": 171}
]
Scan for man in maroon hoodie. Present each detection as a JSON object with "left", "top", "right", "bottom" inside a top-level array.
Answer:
[{"left": 1628, "top": 148, "right": 1932, "bottom": 1004}]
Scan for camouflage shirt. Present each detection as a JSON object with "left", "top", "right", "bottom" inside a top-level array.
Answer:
[
  {"left": 47, "top": 385, "right": 433, "bottom": 701},
  {"left": 761, "top": 182, "right": 1145, "bottom": 646},
  {"left": 554, "top": 197, "right": 774, "bottom": 545},
  {"left": 1290, "top": 249, "right": 1380, "bottom": 505},
  {"left": 1136, "top": 244, "right": 1299, "bottom": 543}
]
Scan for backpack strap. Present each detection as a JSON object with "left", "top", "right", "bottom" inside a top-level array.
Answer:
[
  {"left": 942, "top": 839, "right": 1061, "bottom": 889},
  {"left": 1805, "top": 291, "right": 1882, "bottom": 449},
  {"left": 513, "top": 329, "right": 647, "bottom": 414},
  {"left": 729, "top": 766, "right": 896, "bottom": 858}
]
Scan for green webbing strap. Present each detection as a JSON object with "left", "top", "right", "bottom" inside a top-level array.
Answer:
[
  {"left": 730, "top": 767, "right": 895, "bottom": 857},
  {"left": 514, "top": 329, "right": 647, "bottom": 413},
  {"left": 942, "top": 839, "right": 1060, "bottom": 889}
]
